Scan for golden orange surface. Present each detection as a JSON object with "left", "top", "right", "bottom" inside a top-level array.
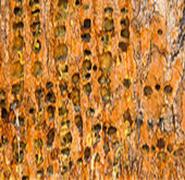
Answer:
[{"left": 0, "top": 0, "right": 185, "bottom": 179}]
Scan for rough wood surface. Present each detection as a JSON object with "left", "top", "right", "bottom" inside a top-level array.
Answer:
[{"left": 0, "top": 0, "right": 185, "bottom": 179}]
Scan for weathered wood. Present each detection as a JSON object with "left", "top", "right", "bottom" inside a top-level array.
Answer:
[{"left": 0, "top": 0, "right": 185, "bottom": 179}]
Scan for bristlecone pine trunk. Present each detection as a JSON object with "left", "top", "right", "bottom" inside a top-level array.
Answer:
[{"left": 0, "top": 0, "right": 185, "bottom": 179}]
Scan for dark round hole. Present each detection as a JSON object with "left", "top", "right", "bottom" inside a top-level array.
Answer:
[
  {"left": 85, "top": 73, "right": 91, "bottom": 79},
  {"left": 22, "top": 175, "right": 29, "bottom": 180},
  {"left": 151, "top": 145, "right": 156, "bottom": 152},
  {"left": 58, "top": 0, "right": 68, "bottom": 8},
  {"left": 164, "top": 84, "right": 173, "bottom": 94},
  {"left": 45, "top": 90, "right": 56, "bottom": 103},
  {"left": 142, "top": 143, "right": 149, "bottom": 152},
  {"left": 75, "top": 114, "right": 83, "bottom": 134},
  {"left": 82, "top": 60, "right": 92, "bottom": 71},
  {"left": 118, "top": 41, "right": 128, "bottom": 52},
  {"left": 155, "top": 84, "right": 160, "bottom": 91},
  {"left": 103, "top": 18, "right": 114, "bottom": 32},
  {"left": 92, "top": 123, "right": 101, "bottom": 133},
  {"left": 29, "top": 0, "right": 39, "bottom": 6},
  {"left": 121, "top": 7, "right": 128, "bottom": 13},
  {"left": 120, "top": 28, "right": 130, "bottom": 38},
  {"left": 84, "top": 146, "right": 91, "bottom": 162},
  {"left": 143, "top": 85, "right": 153, "bottom": 96},
  {"left": 83, "top": 83, "right": 92, "bottom": 96},
  {"left": 93, "top": 64, "right": 97, "bottom": 71},
  {"left": 29, "top": 108, "right": 35, "bottom": 114},
  {"left": 81, "top": 33, "right": 91, "bottom": 42},
  {"left": 120, "top": 18, "right": 129, "bottom": 27},
  {"left": 123, "top": 78, "right": 131, "bottom": 89},
  {"left": 13, "top": 21, "right": 24, "bottom": 30},
  {"left": 104, "top": 7, "right": 113, "bottom": 13},
  {"left": 156, "top": 138, "right": 165, "bottom": 149},
  {"left": 14, "top": 7, "right": 23, "bottom": 16},
  {"left": 75, "top": 0, "right": 80, "bottom": 5},
  {"left": 1, "top": 107, "right": 8, "bottom": 119},
  {"left": 123, "top": 109, "right": 132, "bottom": 125},
  {"left": 167, "top": 144, "right": 173, "bottom": 153},
  {"left": 46, "top": 81, "right": 53, "bottom": 89},
  {"left": 157, "top": 29, "right": 163, "bottom": 35},
  {"left": 107, "top": 126, "right": 117, "bottom": 135},
  {"left": 84, "top": 49, "right": 91, "bottom": 55},
  {"left": 83, "top": 19, "right": 91, "bottom": 29}
]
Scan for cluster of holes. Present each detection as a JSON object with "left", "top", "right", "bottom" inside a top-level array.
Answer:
[
  {"left": 0, "top": 82, "right": 28, "bottom": 176},
  {"left": 141, "top": 120, "right": 176, "bottom": 163},
  {"left": 137, "top": 112, "right": 181, "bottom": 166},
  {"left": 143, "top": 84, "right": 173, "bottom": 97},
  {"left": 68, "top": 15, "right": 95, "bottom": 166},
  {"left": 60, "top": 107, "right": 73, "bottom": 174},
  {"left": 101, "top": 7, "right": 114, "bottom": 46},
  {"left": 98, "top": 7, "right": 116, "bottom": 104},
  {"left": 118, "top": 7, "right": 129, "bottom": 52},
  {"left": 32, "top": 82, "right": 60, "bottom": 176},
  {"left": 70, "top": 68, "right": 82, "bottom": 170},
  {"left": 29, "top": 0, "right": 42, "bottom": 54},
  {"left": 1, "top": 2, "right": 182, "bottom": 179},
  {"left": 55, "top": 0, "right": 67, "bottom": 37},
  {"left": 81, "top": 17, "right": 91, "bottom": 42},
  {"left": 13, "top": 0, "right": 24, "bottom": 51},
  {"left": 103, "top": 123, "right": 123, "bottom": 177},
  {"left": 29, "top": 0, "right": 43, "bottom": 82},
  {"left": 54, "top": 4, "right": 72, "bottom": 172},
  {"left": 34, "top": 79, "right": 74, "bottom": 176},
  {"left": 82, "top": 50, "right": 92, "bottom": 96},
  {"left": 99, "top": 73, "right": 111, "bottom": 104},
  {"left": 34, "top": 81, "right": 57, "bottom": 113},
  {"left": 54, "top": 0, "right": 69, "bottom": 66},
  {"left": 54, "top": 0, "right": 74, "bottom": 169},
  {"left": 7, "top": 6, "right": 27, "bottom": 166}
]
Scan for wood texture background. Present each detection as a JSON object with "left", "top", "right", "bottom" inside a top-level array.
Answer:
[{"left": 0, "top": 0, "right": 185, "bottom": 179}]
